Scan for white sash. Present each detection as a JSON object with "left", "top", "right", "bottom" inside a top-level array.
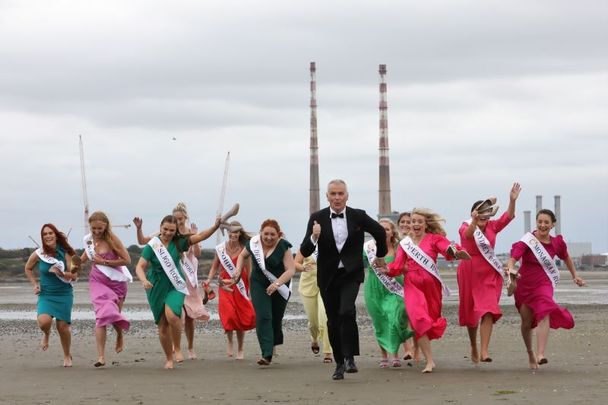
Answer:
[
  {"left": 36, "top": 248, "right": 72, "bottom": 285},
  {"left": 83, "top": 234, "right": 133, "bottom": 283},
  {"left": 215, "top": 242, "right": 249, "bottom": 300},
  {"left": 520, "top": 232, "right": 560, "bottom": 288},
  {"left": 399, "top": 236, "right": 451, "bottom": 296},
  {"left": 250, "top": 235, "right": 291, "bottom": 301},
  {"left": 363, "top": 240, "right": 403, "bottom": 298},
  {"left": 464, "top": 220, "right": 505, "bottom": 279},
  {"left": 180, "top": 251, "right": 198, "bottom": 287},
  {"left": 147, "top": 237, "right": 189, "bottom": 295}
]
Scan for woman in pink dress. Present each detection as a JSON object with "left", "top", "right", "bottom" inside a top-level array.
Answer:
[
  {"left": 397, "top": 211, "right": 417, "bottom": 362},
  {"left": 206, "top": 221, "right": 256, "bottom": 360},
  {"left": 386, "top": 208, "right": 470, "bottom": 373},
  {"left": 457, "top": 183, "right": 520, "bottom": 363},
  {"left": 82, "top": 211, "right": 132, "bottom": 367},
  {"left": 134, "top": 202, "right": 210, "bottom": 361},
  {"left": 507, "top": 209, "right": 586, "bottom": 369}
]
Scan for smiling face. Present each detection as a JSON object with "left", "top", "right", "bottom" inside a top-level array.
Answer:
[
  {"left": 260, "top": 226, "right": 280, "bottom": 248},
  {"left": 410, "top": 214, "right": 427, "bottom": 237},
  {"left": 173, "top": 211, "right": 187, "bottom": 231},
  {"left": 228, "top": 230, "right": 241, "bottom": 243},
  {"left": 41, "top": 226, "right": 57, "bottom": 248},
  {"left": 381, "top": 221, "right": 393, "bottom": 243},
  {"left": 535, "top": 213, "right": 555, "bottom": 238},
  {"left": 326, "top": 182, "right": 349, "bottom": 212},
  {"left": 160, "top": 221, "right": 177, "bottom": 242},
  {"left": 90, "top": 220, "right": 107, "bottom": 239},
  {"left": 398, "top": 214, "right": 411, "bottom": 235}
]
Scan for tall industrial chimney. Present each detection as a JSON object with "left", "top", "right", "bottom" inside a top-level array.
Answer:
[
  {"left": 524, "top": 210, "right": 531, "bottom": 234},
  {"left": 536, "top": 195, "right": 542, "bottom": 214},
  {"left": 309, "top": 62, "right": 320, "bottom": 215},
  {"left": 554, "top": 195, "right": 561, "bottom": 235},
  {"left": 378, "top": 64, "right": 392, "bottom": 216}
]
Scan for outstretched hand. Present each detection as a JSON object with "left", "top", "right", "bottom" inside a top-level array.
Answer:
[
  {"left": 510, "top": 182, "right": 521, "bottom": 201},
  {"left": 133, "top": 217, "right": 143, "bottom": 229}
]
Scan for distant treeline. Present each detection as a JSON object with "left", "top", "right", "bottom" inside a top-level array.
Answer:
[{"left": 0, "top": 246, "right": 217, "bottom": 281}]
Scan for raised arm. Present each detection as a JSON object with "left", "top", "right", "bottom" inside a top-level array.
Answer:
[
  {"left": 188, "top": 217, "right": 221, "bottom": 245},
  {"left": 189, "top": 223, "right": 202, "bottom": 257},
  {"left": 463, "top": 212, "right": 479, "bottom": 239},
  {"left": 133, "top": 217, "right": 153, "bottom": 245},
  {"left": 507, "top": 182, "right": 521, "bottom": 219}
]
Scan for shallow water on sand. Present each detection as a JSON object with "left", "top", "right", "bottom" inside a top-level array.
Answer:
[{"left": 1, "top": 270, "right": 606, "bottom": 320}]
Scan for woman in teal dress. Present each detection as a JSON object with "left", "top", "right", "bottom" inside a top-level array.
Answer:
[
  {"left": 24, "top": 224, "right": 79, "bottom": 367},
  {"left": 134, "top": 214, "right": 219, "bottom": 370},
  {"left": 226, "top": 219, "right": 296, "bottom": 366},
  {"left": 364, "top": 218, "right": 413, "bottom": 368}
]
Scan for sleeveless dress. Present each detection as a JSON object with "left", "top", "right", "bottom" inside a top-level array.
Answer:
[
  {"left": 88, "top": 251, "right": 129, "bottom": 330},
  {"left": 457, "top": 212, "right": 513, "bottom": 327},
  {"left": 510, "top": 234, "right": 574, "bottom": 329},
  {"left": 182, "top": 247, "right": 210, "bottom": 321},
  {"left": 141, "top": 236, "right": 190, "bottom": 324},
  {"left": 388, "top": 234, "right": 455, "bottom": 340},
  {"left": 218, "top": 253, "right": 256, "bottom": 331},
  {"left": 364, "top": 253, "right": 413, "bottom": 354},
  {"left": 247, "top": 238, "right": 292, "bottom": 359},
  {"left": 37, "top": 246, "right": 73, "bottom": 323}
]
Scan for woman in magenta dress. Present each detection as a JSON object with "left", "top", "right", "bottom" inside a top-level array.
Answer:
[
  {"left": 386, "top": 208, "right": 470, "bottom": 373},
  {"left": 507, "top": 209, "right": 586, "bottom": 369},
  {"left": 207, "top": 221, "right": 256, "bottom": 360},
  {"left": 457, "top": 183, "right": 520, "bottom": 363},
  {"left": 82, "top": 211, "right": 132, "bottom": 367}
]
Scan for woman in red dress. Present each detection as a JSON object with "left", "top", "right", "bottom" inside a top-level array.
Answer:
[
  {"left": 207, "top": 221, "right": 256, "bottom": 359},
  {"left": 457, "top": 183, "right": 520, "bottom": 363}
]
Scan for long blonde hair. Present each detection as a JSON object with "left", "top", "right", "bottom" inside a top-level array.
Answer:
[
  {"left": 411, "top": 207, "right": 447, "bottom": 236},
  {"left": 379, "top": 218, "right": 399, "bottom": 248},
  {"left": 88, "top": 211, "right": 118, "bottom": 252}
]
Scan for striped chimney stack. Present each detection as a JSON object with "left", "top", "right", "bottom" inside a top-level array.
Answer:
[
  {"left": 309, "top": 62, "right": 320, "bottom": 214},
  {"left": 378, "top": 64, "right": 392, "bottom": 216}
]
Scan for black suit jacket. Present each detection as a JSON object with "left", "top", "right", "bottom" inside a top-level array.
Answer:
[{"left": 300, "top": 206, "right": 387, "bottom": 293}]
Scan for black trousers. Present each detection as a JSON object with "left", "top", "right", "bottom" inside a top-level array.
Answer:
[{"left": 320, "top": 275, "right": 360, "bottom": 363}]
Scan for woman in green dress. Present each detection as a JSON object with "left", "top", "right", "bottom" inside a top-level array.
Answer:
[
  {"left": 225, "top": 219, "right": 296, "bottom": 366},
  {"left": 134, "top": 214, "right": 219, "bottom": 370},
  {"left": 24, "top": 224, "right": 79, "bottom": 367},
  {"left": 364, "top": 218, "right": 413, "bottom": 368}
]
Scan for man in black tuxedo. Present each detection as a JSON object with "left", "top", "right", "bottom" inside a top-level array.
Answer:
[{"left": 300, "top": 179, "right": 387, "bottom": 380}]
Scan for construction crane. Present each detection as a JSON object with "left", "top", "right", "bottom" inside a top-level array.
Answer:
[{"left": 215, "top": 151, "right": 231, "bottom": 244}]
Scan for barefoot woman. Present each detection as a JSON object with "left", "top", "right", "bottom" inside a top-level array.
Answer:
[
  {"left": 506, "top": 209, "right": 585, "bottom": 369},
  {"left": 207, "top": 221, "right": 256, "bottom": 360},
  {"left": 457, "top": 183, "right": 520, "bottom": 363},
  {"left": 134, "top": 214, "right": 219, "bottom": 369},
  {"left": 386, "top": 208, "right": 470, "bottom": 373},
  {"left": 82, "top": 211, "right": 132, "bottom": 367},
  {"left": 24, "top": 224, "right": 78, "bottom": 367},
  {"left": 364, "top": 218, "right": 413, "bottom": 368},
  {"left": 225, "top": 219, "right": 295, "bottom": 366},
  {"left": 134, "top": 202, "right": 210, "bottom": 360}
]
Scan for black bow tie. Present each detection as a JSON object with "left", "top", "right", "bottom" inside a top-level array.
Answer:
[{"left": 331, "top": 212, "right": 344, "bottom": 219}]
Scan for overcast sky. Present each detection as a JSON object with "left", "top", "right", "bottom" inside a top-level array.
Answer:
[{"left": 1, "top": 0, "right": 607, "bottom": 254}]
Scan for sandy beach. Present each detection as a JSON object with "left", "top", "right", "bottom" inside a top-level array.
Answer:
[{"left": 1, "top": 272, "right": 607, "bottom": 405}]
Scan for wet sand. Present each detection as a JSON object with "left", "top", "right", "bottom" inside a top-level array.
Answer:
[{"left": 1, "top": 272, "right": 607, "bottom": 404}]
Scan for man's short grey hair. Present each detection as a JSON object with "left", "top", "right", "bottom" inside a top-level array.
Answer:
[{"left": 327, "top": 179, "right": 348, "bottom": 193}]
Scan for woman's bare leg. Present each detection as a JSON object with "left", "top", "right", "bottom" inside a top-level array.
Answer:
[
  {"left": 535, "top": 316, "right": 550, "bottom": 364},
  {"left": 519, "top": 304, "right": 538, "bottom": 369},
  {"left": 56, "top": 320, "right": 72, "bottom": 367},
  {"left": 37, "top": 314, "right": 52, "bottom": 351}
]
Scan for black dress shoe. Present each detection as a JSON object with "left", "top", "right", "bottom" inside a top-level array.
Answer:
[
  {"left": 332, "top": 363, "right": 345, "bottom": 380},
  {"left": 345, "top": 357, "right": 358, "bottom": 373}
]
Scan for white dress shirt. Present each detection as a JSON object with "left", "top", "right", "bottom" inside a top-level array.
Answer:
[{"left": 330, "top": 208, "right": 348, "bottom": 268}]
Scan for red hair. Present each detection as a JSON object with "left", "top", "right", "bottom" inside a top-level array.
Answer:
[
  {"left": 260, "top": 219, "right": 282, "bottom": 236},
  {"left": 40, "top": 223, "right": 75, "bottom": 256}
]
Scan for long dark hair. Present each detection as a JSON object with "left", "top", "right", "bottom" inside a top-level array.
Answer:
[
  {"left": 40, "top": 223, "right": 75, "bottom": 256},
  {"left": 160, "top": 215, "right": 184, "bottom": 243}
]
